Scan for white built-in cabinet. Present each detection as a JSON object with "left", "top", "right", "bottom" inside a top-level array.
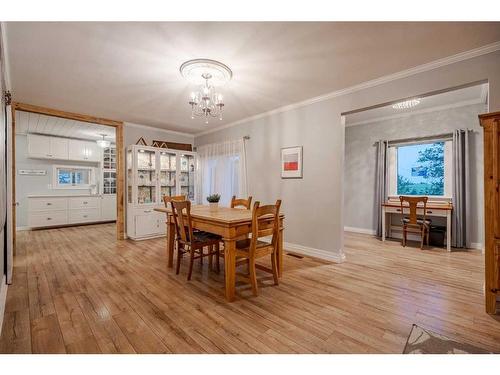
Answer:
[
  {"left": 68, "top": 139, "right": 101, "bottom": 162},
  {"left": 27, "top": 133, "right": 101, "bottom": 162},
  {"left": 28, "top": 134, "right": 69, "bottom": 160},
  {"left": 126, "top": 145, "right": 196, "bottom": 240}
]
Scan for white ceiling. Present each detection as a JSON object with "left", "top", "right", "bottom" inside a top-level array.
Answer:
[
  {"left": 6, "top": 22, "right": 500, "bottom": 134},
  {"left": 15, "top": 111, "right": 116, "bottom": 141},
  {"left": 345, "top": 83, "right": 488, "bottom": 126}
]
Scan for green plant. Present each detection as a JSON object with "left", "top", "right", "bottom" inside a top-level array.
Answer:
[{"left": 206, "top": 194, "right": 221, "bottom": 203}]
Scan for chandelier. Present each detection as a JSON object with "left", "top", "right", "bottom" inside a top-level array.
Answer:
[
  {"left": 392, "top": 98, "right": 421, "bottom": 110},
  {"left": 180, "top": 59, "right": 232, "bottom": 124}
]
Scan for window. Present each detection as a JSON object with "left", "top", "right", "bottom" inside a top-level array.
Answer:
[
  {"left": 53, "top": 166, "right": 94, "bottom": 189},
  {"left": 388, "top": 140, "right": 452, "bottom": 197}
]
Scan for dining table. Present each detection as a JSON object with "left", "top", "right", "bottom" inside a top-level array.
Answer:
[{"left": 154, "top": 204, "right": 285, "bottom": 302}]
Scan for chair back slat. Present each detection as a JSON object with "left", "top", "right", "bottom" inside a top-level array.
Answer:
[
  {"left": 171, "top": 200, "right": 194, "bottom": 244},
  {"left": 399, "top": 195, "right": 428, "bottom": 225},
  {"left": 163, "top": 194, "right": 186, "bottom": 207},
  {"left": 250, "top": 200, "right": 281, "bottom": 257},
  {"left": 231, "top": 196, "right": 253, "bottom": 209}
]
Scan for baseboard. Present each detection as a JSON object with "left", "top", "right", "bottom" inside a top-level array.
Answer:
[
  {"left": 470, "top": 242, "right": 485, "bottom": 253},
  {"left": 15, "top": 226, "right": 31, "bottom": 231},
  {"left": 0, "top": 275, "right": 7, "bottom": 336},
  {"left": 283, "top": 241, "right": 345, "bottom": 263},
  {"left": 344, "top": 226, "right": 377, "bottom": 236}
]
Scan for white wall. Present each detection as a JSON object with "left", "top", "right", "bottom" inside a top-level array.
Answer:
[
  {"left": 344, "top": 103, "right": 486, "bottom": 246},
  {"left": 195, "top": 50, "right": 500, "bottom": 261}
]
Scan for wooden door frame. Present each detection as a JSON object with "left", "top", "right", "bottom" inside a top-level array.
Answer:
[{"left": 10, "top": 102, "right": 126, "bottom": 245}]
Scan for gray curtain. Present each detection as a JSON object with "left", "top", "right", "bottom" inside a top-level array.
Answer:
[
  {"left": 452, "top": 129, "right": 471, "bottom": 248},
  {"left": 375, "top": 140, "right": 388, "bottom": 237}
]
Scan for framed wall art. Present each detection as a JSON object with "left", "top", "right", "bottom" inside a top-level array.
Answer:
[{"left": 281, "top": 146, "right": 303, "bottom": 179}]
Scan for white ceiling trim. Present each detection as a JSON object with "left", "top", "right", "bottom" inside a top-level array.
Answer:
[
  {"left": 195, "top": 41, "right": 500, "bottom": 137},
  {"left": 125, "top": 122, "right": 194, "bottom": 140},
  {"left": 346, "top": 98, "right": 487, "bottom": 127}
]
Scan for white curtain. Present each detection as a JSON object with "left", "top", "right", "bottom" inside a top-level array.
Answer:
[{"left": 196, "top": 139, "right": 248, "bottom": 206}]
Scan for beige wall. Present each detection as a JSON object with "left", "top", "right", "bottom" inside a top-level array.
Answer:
[{"left": 195, "top": 51, "right": 500, "bottom": 261}]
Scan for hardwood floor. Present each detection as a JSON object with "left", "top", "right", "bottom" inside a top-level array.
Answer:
[{"left": 1, "top": 223, "right": 499, "bottom": 353}]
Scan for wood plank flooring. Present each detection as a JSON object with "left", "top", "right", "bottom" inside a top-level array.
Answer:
[{"left": 1, "top": 223, "right": 499, "bottom": 353}]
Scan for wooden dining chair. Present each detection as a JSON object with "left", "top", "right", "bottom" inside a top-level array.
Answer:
[
  {"left": 163, "top": 194, "right": 186, "bottom": 207},
  {"left": 234, "top": 200, "right": 281, "bottom": 296},
  {"left": 170, "top": 200, "right": 221, "bottom": 280},
  {"left": 231, "top": 195, "right": 253, "bottom": 209},
  {"left": 399, "top": 196, "right": 432, "bottom": 249}
]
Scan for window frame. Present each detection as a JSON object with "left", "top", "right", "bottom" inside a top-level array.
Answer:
[
  {"left": 387, "top": 138, "right": 452, "bottom": 200},
  {"left": 52, "top": 165, "right": 96, "bottom": 190}
]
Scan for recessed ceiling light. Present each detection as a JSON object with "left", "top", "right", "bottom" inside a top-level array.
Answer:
[{"left": 392, "top": 98, "right": 421, "bottom": 110}]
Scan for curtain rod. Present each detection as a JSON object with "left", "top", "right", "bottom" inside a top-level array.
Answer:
[{"left": 373, "top": 129, "right": 473, "bottom": 147}]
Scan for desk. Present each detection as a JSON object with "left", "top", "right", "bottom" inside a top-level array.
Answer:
[
  {"left": 154, "top": 205, "right": 284, "bottom": 302},
  {"left": 382, "top": 201, "right": 453, "bottom": 251}
]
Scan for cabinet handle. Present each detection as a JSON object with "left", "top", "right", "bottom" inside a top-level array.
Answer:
[
  {"left": 144, "top": 210, "right": 152, "bottom": 213},
  {"left": 46, "top": 202, "right": 52, "bottom": 206},
  {"left": 396, "top": 208, "right": 401, "bottom": 212},
  {"left": 46, "top": 154, "right": 53, "bottom": 157},
  {"left": 427, "top": 210, "right": 433, "bottom": 214},
  {"left": 83, "top": 215, "right": 88, "bottom": 218},
  {"left": 83, "top": 201, "right": 88, "bottom": 204},
  {"left": 47, "top": 217, "right": 52, "bottom": 220}
]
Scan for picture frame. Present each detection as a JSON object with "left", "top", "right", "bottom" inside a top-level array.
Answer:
[{"left": 281, "top": 146, "right": 303, "bottom": 179}]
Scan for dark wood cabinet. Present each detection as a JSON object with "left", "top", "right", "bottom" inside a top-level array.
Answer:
[{"left": 479, "top": 111, "right": 500, "bottom": 314}]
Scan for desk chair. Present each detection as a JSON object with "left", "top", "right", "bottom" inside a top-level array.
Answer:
[{"left": 399, "top": 196, "right": 431, "bottom": 249}]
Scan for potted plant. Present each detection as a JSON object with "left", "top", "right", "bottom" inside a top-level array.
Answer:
[{"left": 206, "top": 193, "right": 221, "bottom": 212}]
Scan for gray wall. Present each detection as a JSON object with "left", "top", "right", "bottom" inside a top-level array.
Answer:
[
  {"left": 344, "top": 103, "right": 486, "bottom": 246},
  {"left": 15, "top": 134, "right": 101, "bottom": 227},
  {"left": 195, "top": 51, "right": 500, "bottom": 259}
]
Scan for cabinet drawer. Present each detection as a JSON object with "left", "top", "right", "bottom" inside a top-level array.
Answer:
[
  {"left": 29, "top": 210, "right": 68, "bottom": 227},
  {"left": 69, "top": 208, "right": 101, "bottom": 223},
  {"left": 69, "top": 196, "right": 99, "bottom": 209},
  {"left": 29, "top": 197, "right": 68, "bottom": 212}
]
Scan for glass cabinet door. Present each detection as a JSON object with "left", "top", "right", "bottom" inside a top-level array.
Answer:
[
  {"left": 159, "top": 151, "right": 177, "bottom": 200},
  {"left": 127, "top": 149, "right": 133, "bottom": 203},
  {"left": 136, "top": 148, "right": 157, "bottom": 205},
  {"left": 180, "top": 154, "right": 196, "bottom": 201}
]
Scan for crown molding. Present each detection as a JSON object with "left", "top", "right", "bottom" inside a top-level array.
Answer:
[
  {"left": 346, "top": 98, "right": 487, "bottom": 127},
  {"left": 195, "top": 41, "right": 500, "bottom": 137},
  {"left": 124, "top": 122, "right": 195, "bottom": 139}
]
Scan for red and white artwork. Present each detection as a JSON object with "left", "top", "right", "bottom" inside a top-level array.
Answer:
[{"left": 281, "top": 146, "right": 303, "bottom": 178}]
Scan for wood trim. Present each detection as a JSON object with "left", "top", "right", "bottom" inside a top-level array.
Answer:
[
  {"left": 10, "top": 103, "right": 126, "bottom": 242},
  {"left": 479, "top": 113, "right": 500, "bottom": 314},
  {"left": 479, "top": 111, "right": 500, "bottom": 122},
  {"left": 12, "top": 102, "right": 122, "bottom": 127},
  {"left": 10, "top": 104, "right": 16, "bottom": 254}
]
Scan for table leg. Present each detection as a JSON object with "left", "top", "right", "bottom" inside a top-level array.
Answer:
[
  {"left": 446, "top": 211, "right": 451, "bottom": 252},
  {"left": 382, "top": 207, "right": 386, "bottom": 241},
  {"left": 278, "top": 227, "right": 284, "bottom": 278},
  {"left": 223, "top": 238, "right": 236, "bottom": 302},
  {"left": 167, "top": 220, "right": 175, "bottom": 268}
]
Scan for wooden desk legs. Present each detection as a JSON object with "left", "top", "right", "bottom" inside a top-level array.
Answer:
[
  {"left": 167, "top": 220, "right": 175, "bottom": 268},
  {"left": 223, "top": 238, "right": 236, "bottom": 302},
  {"left": 446, "top": 211, "right": 452, "bottom": 252},
  {"left": 381, "top": 207, "right": 386, "bottom": 241}
]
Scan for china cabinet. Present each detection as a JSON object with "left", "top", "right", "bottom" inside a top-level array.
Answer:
[
  {"left": 126, "top": 145, "right": 196, "bottom": 240},
  {"left": 101, "top": 145, "right": 117, "bottom": 221}
]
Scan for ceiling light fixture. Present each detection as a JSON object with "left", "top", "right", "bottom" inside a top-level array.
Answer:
[
  {"left": 180, "top": 59, "right": 232, "bottom": 124},
  {"left": 392, "top": 98, "right": 421, "bottom": 110},
  {"left": 96, "top": 134, "right": 110, "bottom": 148}
]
